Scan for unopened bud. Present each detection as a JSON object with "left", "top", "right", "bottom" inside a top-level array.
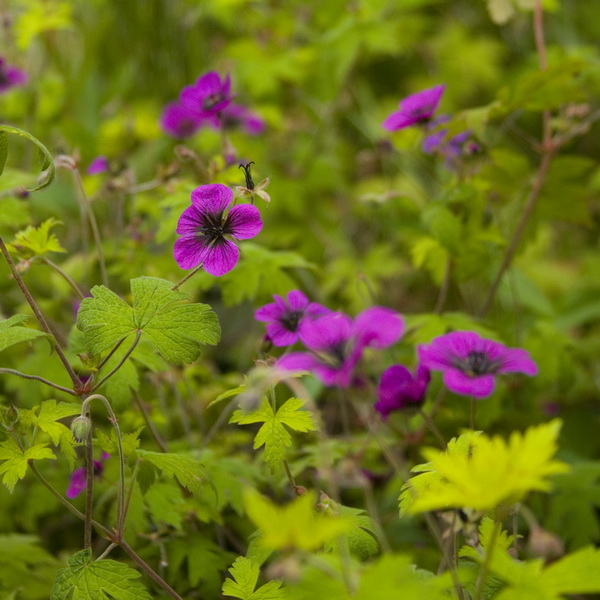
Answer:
[
  {"left": 3, "top": 404, "right": 19, "bottom": 430},
  {"left": 71, "top": 415, "right": 92, "bottom": 442},
  {"left": 528, "top": 526, "right": 564, "bottom": 561}
]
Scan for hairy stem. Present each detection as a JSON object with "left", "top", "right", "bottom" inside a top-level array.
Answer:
[
  {"left": 419, "top": 408, "right": 446, "bottom": 448},
  {"left": 91, "top": 331, "right": 141, "bottom": 392},
  {"left": 0, "top": 368, "right": 78, "bottom": 396},
  {"left": 0, "top": 235, "right": 82, "bottom": 389},
  {"left": 170, "top": 263, "right": 204, "bottom": 291},
  {"left": 41, "top": 256, "right": 85, "bottom": 300},
  {"left": 84, "top": 424, "right": 94, "bottom": 549}
]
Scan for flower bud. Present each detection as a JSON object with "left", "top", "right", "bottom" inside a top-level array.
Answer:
[
  {"left": 71, "top": 415, "right": 92, "bottom": 442},
  {"left": 528, "top": 526, "right": 564, "bottom": 561}
]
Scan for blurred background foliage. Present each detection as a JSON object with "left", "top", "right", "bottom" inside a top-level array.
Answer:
[{"left": 1, "top": 0, "right": 600, "bottom": 597}]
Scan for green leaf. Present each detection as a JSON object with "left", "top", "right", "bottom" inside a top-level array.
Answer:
[
  {"left": 324, "top": 505, "right": 380, "bottom": 560},
  {"left": 0, "top": 314, "right": 52, "bottom": 353},
  {"left": 137, "top": 450, "right": 205, "bottom": 495},
  {"left": 0, "top": 125, "right": 56, "bottom": 192},
  {"left": 31, "top": 400, "right": 81, "bottom": 467},
  {"left": 222, "top": 557, "right": 286, "bottom": 600},
  {"left": 77, "top": 276, "right": 220, "bottom": 364},
  {"left": 96, "top": 427, "right": 142, "bottom": 459},
  {"left": 542, "top": 546, "right": 600, "bottom": 594},
  {"left": 230, "top": 398, "right": 316, "bottom": 473},
  {"left": 0, "top": 439, "right": 56, "bottom": 493},
  {"left": 8, "top": 218, "right": 66, "bottom": 258},
  {"left": 0, "top": 130, "right": 8, "bottom": 176},
  {"left": 51, "top": 548, "right": 152, "bottom": 600}
]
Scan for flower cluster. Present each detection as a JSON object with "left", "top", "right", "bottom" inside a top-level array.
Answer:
[
  {"left": 174, "top": 183, "right": 263, "bottom": 276},
  {"left": 422, "top": 115, "right": 480, "bottom": 169},
  {"left": 0, "top": 57, "right": 27, "bottom": 94},
  {"left": 160, "top": 71, "right": 264, "bottom": 139}
]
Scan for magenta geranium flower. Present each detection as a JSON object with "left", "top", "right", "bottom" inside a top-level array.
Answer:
[
  {"left": 254, "top": 290, "right": 330, "bottom": 347},
  {"left": 66, "top": 453, "right": 109, "bottom": 499},
  {"left": 180, "top": 71, "right": 233, "bottom": 126},
  {"left": 0, "top": 57, "right": 27, "bottom": 93},
  {"left": 382, "top": 85, "right": 445, "bottom": 132},
  {"left": 417, "top": 331, "right": 538, "bottom": 398},
  {"left": 160, "top": 101, "right": 204, "bottom": 138},
  {"left": 375, "top": 364, "right": 430, "bottom": 420},
  {"left": 174, "top": 183, "right": 262, "bottom": 276},
  {"left": 221, "top": 103, "right": 265, "bottom": 135},
  {"left": 87, "top": 155, "right": 109, "bottom": 175},
  {"left": 277, "top": 307, "right": 405, "bottom": 388}
]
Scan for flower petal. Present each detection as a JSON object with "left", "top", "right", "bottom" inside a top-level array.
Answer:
[
  {"left": 254, "top": 301, "right": 281, "bottom": 322},
  {"left": 226, "top": 203, "right": 263, "bottom": 240},
  {"left": 174, "top": 235, "right": 208, "bottom": 270},
  {"left": 299, "top": 312, "right": 352, "bottom": 352},
  {"left": 190, "top": 184, "right": 233, "bottom": 214},
  {"left": 286, "top": 290, "right": 310, "bottom": 312},
  {"left": 497, "top": 348, "right": 538, "bottom": 376},
  {"left": 277, "top": 352, "right": 321, "bottom": 373},
  {"left": 382, "top": 110, "right": 418, "bottom": 131},
  {"left": 66, "top": 467, "right": 87, "bottom": 499},
  {"left": 443, "top": 369, "right": 495, "bottom": 398},
  {"left": 267, "top": 322, "right": 299, "bottom": 347},
  {"left": 353, "top": 307, "right": 405, "bottom": 350},
  {"left": 202, "top": 239, "right": 239, "bottom": 276},
  {"left": 176, "top": 204, "right": 204, "bottom": 235}
]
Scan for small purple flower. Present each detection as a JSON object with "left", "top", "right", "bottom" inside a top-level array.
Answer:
[
  {"left": 174, "top": 183, "right": 262, "bottom": 277},
  {"left": 87, "top": 155, "right": 109, "bottom": 175},
  {"left": 418, "top": 331, "right": 538, "bottom": 398},
  {"left": 254, "top": 290, "right": 330, "bottom": 347},
  {"left": 277, "top": 307, "right": 405, "bottom": 388},
  {"left": 66, "top": 453, "right": 109, "bottom": 499},
  {"left": 221, "top": 103, "right": 265, "bottom": 135},
  {"left": 0, "top": 57, "right": 27, "bottom": 93},
  {"left": 382, "top": 85, "right": 445, "bottom": 132},
  {"left": 375, "top": 364, "right": 430, "bottom": 419},
  {"left": 180, "top": 71, "right": 233, "bottom": 126},
  {"left": 160, "top": 101, "right": 204, "bottom": 139}
]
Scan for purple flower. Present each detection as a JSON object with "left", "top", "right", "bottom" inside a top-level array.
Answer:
[
  {"left": 277, "top": 307, "right": 405, "bottom": 388},
  {"left": 87, "top": 155, "right": 109, "bottom": 175},
  {"left": 174, "top": 183, "right": 262, "bottom": 276},
  {"left": 160, "top": 101, "right": 204, "bottom": 139},
  {"left": 0, "top": 57, "right": 27, "bottom": 93},
  {"left": 221, "top": 103, "right": 265, "bottom": 135},
  {"left": 180, "top": 71, "right": 233, "bottom": 126},
  {"left": 254, "top": 290, "right": 330, "bottom": 347},
  {"left": 375, "top": 364, "right": 430, "bottom": 419},
  {"left": 418, "top": 331, "right": 538, "bottom": 398},
  {"left": 382, "top": 85, "right": 445, "bottom": 132},
  {"left": 66, "top": 453, "right": 109, "bottom": 499}
]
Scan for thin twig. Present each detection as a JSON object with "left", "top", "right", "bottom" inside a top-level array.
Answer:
[
  {"left": 91, "top": 331, "right": 141, "bottom": 392},
  {"left": 0, "top": 368, "right": 78, "bottom": 396},
  {"left": 0, "top": 235, "right": 82, "bottom": 389},
  {"left": 132, "top": 389, "right": 168, "bottom": 453},
  {"left": 41, "top": 256, "right": 85, "bottom": 300}
]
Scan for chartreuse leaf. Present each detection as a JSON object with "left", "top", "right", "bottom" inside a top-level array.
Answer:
[
  {"left": 51, "top": 548, "right": 152, "bottom": 600},
  {"left": 96, "top": 427, "right": 142, "bottom": 458},
  {"left": 23, "top": 400, "right": 80, "bottom": 467},
  {"left": 8, "top": 217, "right": 66, "bottom": 258},
  {"left": 324, "top": 504, "right": 380, "bottom": 560},
  {"left": 222, "top": 557, "right": 286, "bottom": 600},
  {"left": 401, "top": 421, "right": 568, "bottom": 514},
  {"left": 0, "top": 314, "right": 52, "bottom": 353},
  {"left": 137, "top": 450, "right": 205, "bottom": 495},
  {"left": 461, "top": 519, "right": 600, "bottom": 599},
  {"left": 244, "top": 490, "right": 352, "bottom": 552},
  {"left": 77, "top": 276, "right": 220, "bottom": 364},
  {"left": 0, "top": 438, "right": 56, "bottom": 493},
  {"left": 230, "top": 398, "right": 316, "bottom": 473}
]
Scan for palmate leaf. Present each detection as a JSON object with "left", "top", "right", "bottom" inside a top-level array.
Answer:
[
  {"left": 222, "top": 557, "right": 286, "bottom": 600},
  {"left": 230, "top": 398, "right": 316, "bottom": 473},
  {"left": 0, "top": 314, "right": 51, "bottom": 353},
  {"left": 0, "top": 438, "right": 56, "bottom": 493},
  {"left": 51, "top": 549, "right": 152, "bottom": 600},
  {"left": 137, "top": 450, "right": 205, "bottom": 495},
  {"left": 77, "top": 276, "right": 220, "bottom": 364},
  {"left": 8, "top": 217, "right": 66, "bottom": 258}
]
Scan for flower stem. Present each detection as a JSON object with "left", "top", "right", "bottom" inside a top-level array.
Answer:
[
  {"left": 170, "top": 264, "right": 204, "bottom": 291},
  {"left": 474, "top": 520, "right": 501, "bottom": 600},
  {"left": 96, "top": 337, "right": 126, "bottom": 372},
  {"left": 0, "top": 368, "right": 78, "bottom": 396},
  {"left": 419, "top": 408, "right": 446, "bottom": 448},
  {"left": 132, "top": 389, "right": 168, "bottom": 452},
  {"left": 0, "top": 235, "right": 81, "bottom": 390},
  {"left": 41, "top": 256, "right": 85, "bottom": 300},
  {"left": 470, "top": 397, "right": 477, "bottom": 430},
  {"left": 84, "top": 423, "right": 94, "bottom": 550},
  {"left": 91, "top": 331, "right": 141, "bottom": 392}
]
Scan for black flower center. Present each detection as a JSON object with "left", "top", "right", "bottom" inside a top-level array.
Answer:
[
  {"left": 455, "top": 351, "right": 499, "bottom": 377},
  {"left": 279, "top": 310, "right": 304, "bottom": 332},
  {"left": 203, "top": 93, "right": 224, "bottom": 111},
  {"left": 0, "top": 71, "right": 8, "bottom": 86},
  {"left": 199, "top": 210, "right": 229, "bottom": 242}
]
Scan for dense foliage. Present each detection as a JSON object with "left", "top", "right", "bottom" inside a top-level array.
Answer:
[{"left": 1, "top": 1, "right": 600, "bottom": 598}]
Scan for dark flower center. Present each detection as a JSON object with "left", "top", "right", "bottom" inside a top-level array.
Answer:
[
  {"left": 279, "top": 309, "right": 304, "bottom": 332},
  {"left": 455, "top": 351, "right": 499, "bottom": 377},
  {"left": 203, "top": 92, "right": 225, "bottom": 111},
  {"left": 199, "top": 210, "right": 229, "bottom": 242},
  {"left": 0, "top": 71, "right": 9, "bottom": 86}
]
